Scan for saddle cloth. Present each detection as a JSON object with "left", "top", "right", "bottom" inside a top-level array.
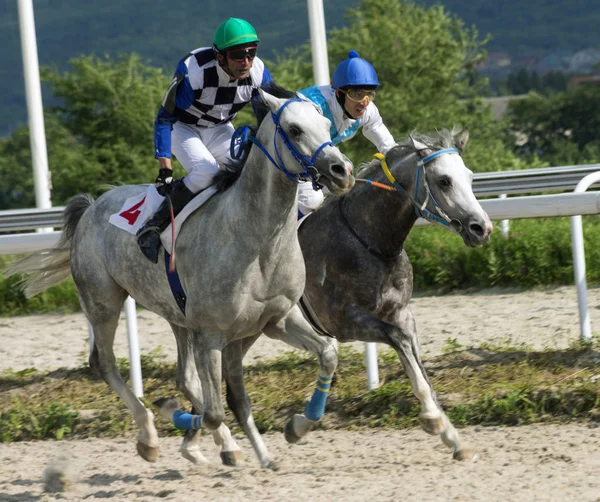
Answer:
[{"left": 108, "top": 185, "right": 218, "bottom": 252}]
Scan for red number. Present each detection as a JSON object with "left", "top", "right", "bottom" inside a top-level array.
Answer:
[{"left": 119, "top": 196, "right": 146, "bottom": 225}]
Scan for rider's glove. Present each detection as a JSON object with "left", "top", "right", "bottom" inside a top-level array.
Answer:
[{"left": 155, "top": 168, "right": 173, "bottom": 196}]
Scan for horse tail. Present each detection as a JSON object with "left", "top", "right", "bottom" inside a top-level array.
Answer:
[{"left": 4, "top": 194, "right": 95, "bottom": 298}]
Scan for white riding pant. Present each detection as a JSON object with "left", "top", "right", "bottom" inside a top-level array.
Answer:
[
  {"left": 172, "top": 121, "right": 235, "bottom": 193},
  {"left": 298, "top": 180, "right": 325, "bottom": 217},
  {"left": 172, "top": 122, "right": 326, "bottom": 215}
]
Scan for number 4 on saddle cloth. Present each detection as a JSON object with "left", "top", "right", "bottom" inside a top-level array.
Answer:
[{"left": 108, "top": 185, "right": 218, "bottom": 314}]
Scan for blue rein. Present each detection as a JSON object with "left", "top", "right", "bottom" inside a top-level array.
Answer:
[{"left": 231, "top": 98, "right": 332, "bottom": 190}]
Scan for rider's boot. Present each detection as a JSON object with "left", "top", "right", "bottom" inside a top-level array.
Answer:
[{"left": 137, "top": 180, "right": 195, "bottom": 264}]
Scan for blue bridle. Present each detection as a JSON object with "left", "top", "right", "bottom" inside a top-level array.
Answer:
[
  {"left": 230, "top": 98, "right": 333, "bottom": 190},
  {"left": 375, "top": 148, "right": 460, "bottom": 227}
]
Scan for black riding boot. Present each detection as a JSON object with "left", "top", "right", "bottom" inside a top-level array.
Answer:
[{"left": 137, "top": 180, "right": 196, "bottom": 264}]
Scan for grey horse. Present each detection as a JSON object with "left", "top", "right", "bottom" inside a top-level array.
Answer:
[
  {"left": 5, "top": 85, "right": 354, "bottom": 468},
  {"left": 168, "top": 128, "right": 492, "bottom": 464}
]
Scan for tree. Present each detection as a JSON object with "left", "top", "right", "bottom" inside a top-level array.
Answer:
[
  {"left": 272, "top": 0, "right": 535, "bottom": 173},
  {"left": 0, "top": 54, "right": 171, "bottom": 207},
  {"left": 508, "top": 85, "right": 600, "bottom": 165}
]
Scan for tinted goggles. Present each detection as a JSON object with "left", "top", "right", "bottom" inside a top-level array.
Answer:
[
  {"left": 342, "top": 88, "right": 376, "bottom": 103},
  {"left": 226, "top": 46, "right": 258, "bottom": 61}
]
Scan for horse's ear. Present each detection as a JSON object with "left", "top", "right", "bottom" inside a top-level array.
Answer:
[
  {"left": 454, "top": 128, "right": 470, "bottom": 152},
  {"left": 410, "top": 136, "right": 434, "bottom": 158},
  {"left": 258, "top": 88, "right": 287, "bottom": 114}
]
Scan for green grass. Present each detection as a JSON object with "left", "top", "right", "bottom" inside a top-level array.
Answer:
[{"left": 1, "top": 344, "right": 599, "bottom": 443}]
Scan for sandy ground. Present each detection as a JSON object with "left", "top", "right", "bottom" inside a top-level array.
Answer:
[
  {"left": 1, "top": 285, "right": 599, "bottom": 373},
  {"left": 1, "top": 285, "right": 600, "bottom": 501}
]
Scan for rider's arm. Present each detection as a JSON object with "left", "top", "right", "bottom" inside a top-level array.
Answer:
[
  {"left": 361, "top": 103, "right": 396, "bottom": 155},
  {"left": 154, "top": 61, "right": 196, "bottom": 164}
]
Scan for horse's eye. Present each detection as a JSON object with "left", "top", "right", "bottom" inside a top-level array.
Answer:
[
  {"left": 438, "top": 176, "right": 452, "bottom": 189},
  {"left": 289, "top": 125, "right": 302, "bottom": 137}
]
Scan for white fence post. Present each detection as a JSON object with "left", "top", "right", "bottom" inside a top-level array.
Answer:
[
  {"left": 570, "top": 172, "right": 600, "bottom": 343},
  {"left": 365, "top": 342, "right": 379, "bottom": 390},
  {"left": 307, "top": 0, "right": 330, "bottom": 86},
  {"left": 17, "top": 0, "right": 52, "bottom": 213},
  {"left": 499, "top": 194, "right": 509, "bottom": 237},
  {"left": 124, "top": 296, "right": 143, "bottom": 397}
]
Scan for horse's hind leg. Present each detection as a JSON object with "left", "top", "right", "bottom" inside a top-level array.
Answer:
[
  {"left": 166, "top": 324, "right": 243, "bottom": 466},
  {"left": 83, "top": 282, "right": 160, "bottom": 462},
  {"left": 222, "top": 334, "right": 275, "bottom": 469},
  {"left": 263, "top": 305, "right": 339, "bottom": 444}
]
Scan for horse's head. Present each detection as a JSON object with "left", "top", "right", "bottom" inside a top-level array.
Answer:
[
  {"left": 405, "top": 129, "right": 493, "bottom": 247},
  {"left": 258, "top": 88, "right": 355, "bottom": 194}
]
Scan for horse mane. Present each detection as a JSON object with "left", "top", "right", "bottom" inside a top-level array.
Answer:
[
  {"left": 212, "top": 82, "right": 299, "bottom": 193},
  {"left": 356, "top": 127, "right": 462, "bottom": 178}
]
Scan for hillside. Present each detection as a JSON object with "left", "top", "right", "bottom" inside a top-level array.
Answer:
[{"left": 2, "top": 0, "right": 600, "bottom": 136}]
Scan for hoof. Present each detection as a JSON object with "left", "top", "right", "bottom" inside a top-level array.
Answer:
[
  {"left": 220, "top": 450, "right": 244, "bottom": 467},
  {"left": 137, "top": 441, "right": 159, "bottom": 463},
  {"left": 181, "top": 447, "right": 210, "bottom": 466},
  {"left": 419, "top": 415, "right": 444, "bottom": 436},
  {"left": 453, "top": 448, "right": 478, "bottom": 462},
  {"left": 284, "top": 418, "right": 301, "bottom": 444},
  {"left": 262, "top": 459, "right": 280, "bottom": 471}
]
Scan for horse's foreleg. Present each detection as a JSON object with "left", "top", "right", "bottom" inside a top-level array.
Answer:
[
  {"left": 263, "top": 305, "right": 339, "bottom": 444},
  {"left": 222, "top": 335, "right": 275, "bottom": 469},
  {"left": 85, "top": 289, "right": 160, "bottom": 463},
  {"left": 343, "top": 305, "right": 476, "bottom": 462}
]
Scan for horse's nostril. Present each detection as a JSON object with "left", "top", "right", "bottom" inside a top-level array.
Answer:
[
  {"left": 470, "top": 223, "right": 484, "bottom": 236},
  {"left": 330, "top": 163, "right": 346, "bottom": 176}
]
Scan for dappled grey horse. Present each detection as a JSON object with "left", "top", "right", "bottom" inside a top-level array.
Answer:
[
  {"left": 173, "top": 128, "right": 492, "bottom": 464},
  {"left": 5, "top": 86, "right": 354, "bottom": 468}
]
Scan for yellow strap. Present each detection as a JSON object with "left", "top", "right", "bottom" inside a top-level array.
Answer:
[{"left": 374, "top": 152, "right": 396, "bottom": 184}]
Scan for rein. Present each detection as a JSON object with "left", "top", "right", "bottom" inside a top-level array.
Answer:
[
  {"left": 231, "top": 98, "right": 333, "bottom": 190},
  {"left": 338, "top": 196, "right": 402, "bottom": 262},
  {"left": 341, "top": 147, "right": 460, "bottom": 262}
]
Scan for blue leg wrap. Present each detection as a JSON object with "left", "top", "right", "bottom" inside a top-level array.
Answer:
[
  {"left": 172, "top": 409, "right": 203, "bottom": 430},
  {"left": 304, "top": 376, "right": 332, "bottom": 421}
]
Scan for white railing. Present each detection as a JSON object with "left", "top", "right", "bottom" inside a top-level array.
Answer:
[{"left": 1, "top": 164, "right": 599, "bottom": 394}]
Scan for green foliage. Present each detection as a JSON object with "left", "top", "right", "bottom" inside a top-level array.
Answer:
[
  {"left": 416, "top": 0, "right": 600, "bottom": 57},
  {"left": 406, "top": 216, "right": 600, "bottom": 291},
  {"left": 502, "top": 69, "right": 568, "bottom": 95},
  {"left": 0, "top": 400, "right": 79, "bottom": 442},
  {"left": 0, "top": 54, "right": 171, "bottom": 207},
  {"left": 0, "top": 256, "right": 80, "bottom": 315},
  {"left": 274, "top": 0, "right": 528, "bottom": 174},
  {"left": 507, "top": 85, "right": 600, "bottom": 166}
]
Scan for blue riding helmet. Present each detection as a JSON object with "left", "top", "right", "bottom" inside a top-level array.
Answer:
[{"left": 332, "top": 50, "right": 380, "bottom": 89}]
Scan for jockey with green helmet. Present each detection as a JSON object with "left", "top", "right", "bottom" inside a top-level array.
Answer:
[
  {"left": 297, "top": 50, "right": 395, "bottom": 217},
  {"left": 137, "top": 18, "right": 273, "bottom": 263}
]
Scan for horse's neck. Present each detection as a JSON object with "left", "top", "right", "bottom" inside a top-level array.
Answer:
[
  {"left": 228, "top": 128, "right": 299, "bottom": 242},
  {"left": 345, "top": 160, "right": 418, "bottom": 255}
]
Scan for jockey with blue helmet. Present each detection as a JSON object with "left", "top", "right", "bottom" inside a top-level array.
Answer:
[{"left": 297, "top": 50, "right": 395, "bottom": 217}]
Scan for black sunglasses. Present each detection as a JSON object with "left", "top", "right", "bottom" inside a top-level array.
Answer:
[{"left": 226, "top": 47, "right": 258, "bottom": 62}]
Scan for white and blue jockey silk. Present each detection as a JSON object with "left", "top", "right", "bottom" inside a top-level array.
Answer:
[
  {"left": 154, "top": 47, "right": 273, "bottom": 159},
  {"left": 298, "top": 85, "right": 396, "bottom": 154}
]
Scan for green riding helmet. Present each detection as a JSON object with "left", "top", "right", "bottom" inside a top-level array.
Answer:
[{"left": 213, "top": 18, "right": 259, "bottom": 51}]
